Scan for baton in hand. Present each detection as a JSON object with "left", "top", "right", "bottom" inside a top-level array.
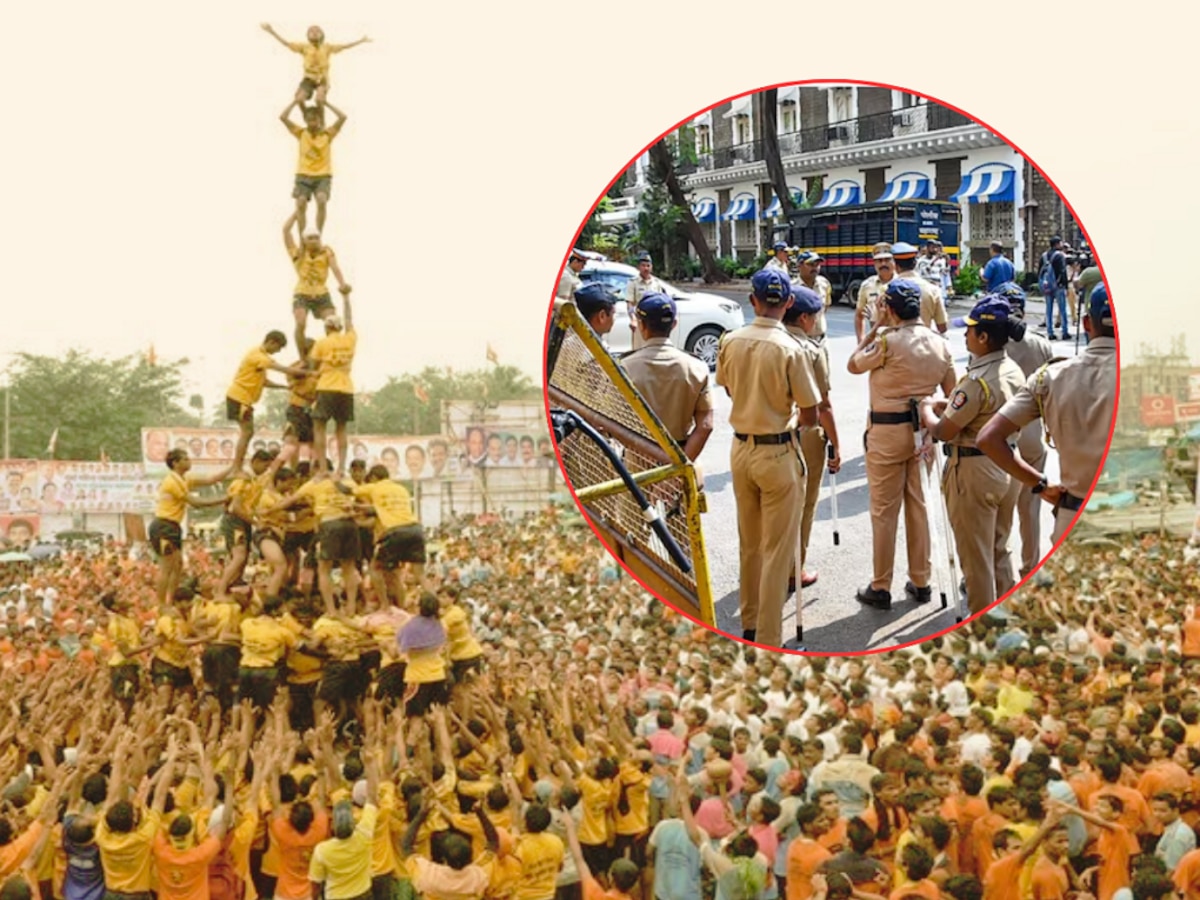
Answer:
[{"left": 827, "top": 442, "right": 840, "bottom": 547}]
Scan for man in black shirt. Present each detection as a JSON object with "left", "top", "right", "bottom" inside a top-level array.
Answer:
[{"left": 1040, "top": 236, "right": 1070, "bottom": 341}]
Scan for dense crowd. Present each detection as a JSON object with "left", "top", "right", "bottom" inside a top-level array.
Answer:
[{"left": 0, "top": 512, "right": 1195, "bottom": 900}]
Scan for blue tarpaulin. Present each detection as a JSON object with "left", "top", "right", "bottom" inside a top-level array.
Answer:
[{"left": 1091, "top": 491, "right": 1138, "bottom": 510}]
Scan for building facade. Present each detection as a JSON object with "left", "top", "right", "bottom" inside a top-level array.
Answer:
[{"left": 618, "top": 85, "right": 1083, "bottom": 277}]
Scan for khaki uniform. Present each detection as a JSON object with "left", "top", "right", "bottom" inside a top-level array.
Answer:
[
  {"left": 905, "top": 274, "right": 948, "bottom": 331},
  {"left": 856, "top": 275, "right": 893, "bottom": 332},
  {"left": 764, "top": 257, "right": 790, "bottom": 276},
  {"left": 939, "top": 351, "right": 1026, "bottom": 613},
  {"left": 625, "top": 275, "right": 669, "bottom": 350},
  {"left": 1006, "top": 332, "right": 1054, "bottom": 575},
  {"left": 996, "top": 336, "right": 1117, "bottom": 542},
  {"left": 557, "top": 267, "right": 582, "bottom": 302},
  {"left": 849, "top": 320, "right": 955, "bottom": 592},
  {"left": 808, "top": 275, "right": 834, "bottom": 338},
  {"left": 621, "top": 338, "right": 713, "bottom": 444},
  {"left": 786, "top": 324, "right": 831, "bottom": 571},
  {"left": 716, "top": 318, "right": 820, "bottom": 647}
]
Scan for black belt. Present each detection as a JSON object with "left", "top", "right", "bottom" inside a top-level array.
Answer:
[
  {"left": 943, "top": 444, "right": 985, "bottom": 458},
  {"left": 870, "top": 411, "right": 914, "bottom": 425},
  {"left": 734, "top": 432, "right": 793, "bottom": 446},
  {"left": 1058, "top": 492, "right": 1085, "bottom": 511}
]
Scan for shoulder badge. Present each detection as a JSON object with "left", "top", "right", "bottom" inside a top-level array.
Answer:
[{"left": 950, "top": 390, "right": 969, "bottom": 411}]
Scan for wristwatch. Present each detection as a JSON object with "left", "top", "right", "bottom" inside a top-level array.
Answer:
[{"left": 1031, "top": 477, "right": 1048, "bottom": 495}]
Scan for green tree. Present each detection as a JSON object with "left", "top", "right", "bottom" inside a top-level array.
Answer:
[
  {"left": 4, "top": 350, "right": 195, "bottom": 461},
  {"left": 647, "top": 139, "right": 729, "bottom": 284}
]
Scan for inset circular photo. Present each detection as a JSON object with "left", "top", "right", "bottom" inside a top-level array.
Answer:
[{"left": 545, "top": 81, "right": 1119, "bottom": 655}]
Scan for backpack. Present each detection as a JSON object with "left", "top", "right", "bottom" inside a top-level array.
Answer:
[
  {"left": 208, "top": 833, "right": 246, "bottom": 900},
  {"left": 1038, "top": 251, "right": 1059, "bottom": 296}
]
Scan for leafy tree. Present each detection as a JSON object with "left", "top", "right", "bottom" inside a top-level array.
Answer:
[
  {"left": 647, "top": 139, "right": 729, "bottom": 284},
  {"left": 4, "top": 351, "right": 195, "bottom": 461}
]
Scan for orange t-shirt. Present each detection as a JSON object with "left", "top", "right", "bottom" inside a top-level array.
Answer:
[
  {"left": 1091, "top": 786, "right": 1149, "bottom": 835},
  {"left": 270, "top": 811, "right": 330, "bottom": 900},
  {"left": 1181, "top": 616, "right": 1200, "bottom": 657},
  {"left": 786, "top": 839, "right": 833, "bottom": 900},
  {"left": 1030, "top": 856, "right": 1069, "bottom": 900},
  {"left": 983, "top": 852, "right": 1024, "bottom": 900},
  {"left": 1096, "top": 823, "right": 1138, "bottom": 900},
  {"left": 152, "top": 834, "right": 221, "bottom": 900},
  {"left": 0, "top": 822, "right": 45, "bottom": 879},
  {"left": 1173, "top": 847, "right": 1200, "bottom": 899},
  {"left": 971, "top": 812, "right": 1009, "bottom": 879},
  {"left": 889, "top": 879, "right": 940, "bottom": 900},
  {"left": 818, "top": 818, "right": 849, "bottom": 855}
]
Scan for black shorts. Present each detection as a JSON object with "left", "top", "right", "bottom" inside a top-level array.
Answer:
[
  {"left": 376, "top": 662, "right": 407, "bottom": 700},
  {"left": 292, "top": 294, "right": 334, "bottom": 318},
  {"left": 613, "top": 832, "right": 649, "bottom": 868},
  {"left": 283, "top": 530, "right": 315, "bottom": 556},
  {"left": 318, "top": 660, "right": 366, "bottom": 704},
  {"left": 285, "top": 404, "right": 315, "bottom": 444},
  {"left": 580, "top": 843, "right": 615, "bottom": 880},
  {"left": 374, "top": 525, "right": 426, "bottom": 570},
  {"left": 293, "top": 174, "right": 332, "bottom": 200},
  {"left": 297, "top": 77, "right": 325, "bottom": 99},
  {"left": 202, "top": 644, "right": 240, "bottom": 688},
  {"left": 110, "top": 663, "right": 140, "bottom": 700},
  {"left": 403, "top": 679, "right": 449, "bottom": 717},
  {"left": 148, "top": 518, "right": 183, "bottom": 557},
  {"left": 150, "top": 657, "right": 193, "bottom": 690},
  {"left": 220, "top": 514, "right": 253, "bottom": 551},
  {"left": 226, "top": 397, "right": 254, "bottom": 424},
  {"left": 370, "top": 874, "right": 396, "bottom": 900},
  {"left": 253, "top": 528, "right": 284, "bottom": 554},
  {"left": 358, "top": 527, "right": 375, "bottom": 563},
  {"left": 238, "top": 667, "right": 280, "bottom": 709},
  {"left": 360, "top": 649, "right": 382, "bottom": 675},
  {"left": 451, "top": 655, "right": 483, "bottom": 683},
  {"left": 313, "top": 391, "right": 354, "bottom": 424},
  {"left": 318, "top": 518, "right": 361, "bottom": 562}
]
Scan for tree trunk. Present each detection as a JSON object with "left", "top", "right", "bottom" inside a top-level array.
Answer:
[
  {"left": 649, "top": 139, "right": 730, "bottom": 285},
  {"left": 761, "top": 89, "right": 796, "bottom": 222}
]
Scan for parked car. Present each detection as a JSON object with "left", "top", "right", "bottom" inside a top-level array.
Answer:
[{"left": 579, "top": 261, "right": 744, "bottom": 367}]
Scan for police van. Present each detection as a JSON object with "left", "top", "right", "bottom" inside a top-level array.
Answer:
[{"left": 772, "top": 199, "right": 962, "bottom": 304}]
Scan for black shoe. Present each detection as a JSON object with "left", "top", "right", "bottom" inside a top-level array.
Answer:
[
  {"left": 905, "top": 581, "right": 932, "bottom": 604},
  {"left": 856, "top": 586, "right": 892, "bottom": 610},
  {"left": 1063, "top": 332, "right": 1072, "bottom": 340},
  {"left": 742, "top": 630, "right": 757, "bottom": 643}
]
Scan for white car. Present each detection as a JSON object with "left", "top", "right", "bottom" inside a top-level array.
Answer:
[{"left": 580, "top": 261, "right": 745, "bottom": 367}]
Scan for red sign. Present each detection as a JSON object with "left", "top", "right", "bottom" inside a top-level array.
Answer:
[
  {"left": 1142, "top": 395, "right": 1178, "bottom": 427},
  {"left": 1179, "top": 402, "right": 1200, "bottom": 422}
]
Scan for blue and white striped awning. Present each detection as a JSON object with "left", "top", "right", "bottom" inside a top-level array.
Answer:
[
  {"left": 761, "top": 189, "right": 803, "bottom": 219},
  {"left": 877, "top": 172, "right": 933, "bottom": 203},
  {"left": 813, "top": 181, "right": 861, "bottom": 208},
  {"left": 950, "top": 166, "right": 1016, "bottom": 204},
  {"left": 721, "top": 196, "right": 757, "bottom": 221},
  {"left": 691, "top": 197, "right": 718, "bottom": 223}
]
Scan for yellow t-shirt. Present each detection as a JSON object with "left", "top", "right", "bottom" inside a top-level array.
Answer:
[
  {"left": 193, "top": 599, "right": 241, "bottom": 645},
  {"left": 107, "top": 614, "right": 141, "bottom": 666},
  {"left": 440, "top": 605, "right": 482, "bottom": 663},
  {"left": 96, "top": 808, "right": 162, "bottom": 892},
  {"left": 514, "top": 831, "right": 565, "bottom": 900},
  {"left": 577, "top": 775, "right": 616, "bottom": 846},
  {"left": 155, "top": 471, "right": 192, "bottom": 523},
  {"left": 239, "top": 616, "right": 297, "bottom": 668},
  {"left": 227, "top": 471, "right": 270, "bottom": 522},
  {"left": 227, "top": 347, "right": 276, "bottom": 406},
  {"left": 289, "top": 124, "right": 334, "bottom": 178},
  {"left": 288, "top": 41, "right": 334, "bottom": 82},
  {"left": 154, "top": 614, "right": 191, "bottom": 669},
  {"left": 368, "top": 783, "right": 396, "bottom": 877},
  {"left": 313, "top": 616, "right": 362, "bottom": 662},
  {"left": 288, "top": 365, "right": 319, "bottom": 408},
  {"left": 293, "top": 478, "right": 355, "bottom": 523},
  {"left": 309, "top": 804, "right": 377, "bottom": 900},
  {"left": 256, "top": 486, "right": 289, "bottom": 535},
  {"left": 613, "top": 763, "right": 651, "bottom": 836},
  {"left": 351, "top": 481, "right": 417, "bottom": 537},
  {"left": 282, "top": 612, "right": 323, "bottom": 685},
  {"left": 312, "top": 331, "right": 357, "bottom": 394},
  {"left": 403, "top": 645, "right": 446, "bottom": 685},
  {"left": 293, "top": 247, "right": 332, "bottom": 298}
]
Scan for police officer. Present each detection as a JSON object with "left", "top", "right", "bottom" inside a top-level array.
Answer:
[
  {"left": 855, "top": 243, "right": 896, "bottom": 341},
  {"left": 574, "top": 282, "right": 618, "bottom": 345},
  {"left": 978, "top": 284, "right": 1117, "bottom": 543},
  {"left": 621, "top": 292, "right": 715, "bottom": 462},
  {"left": 794, "top": 251, "right": 832, "bottom": 340},
  {"left": 892, "top": 242, "right": 948, "bottom": 334},
  {"left": 765, "top": 242, "right": 792, "bottom": 276},
  {"left": 918, "top": 296, "right": 1026, "bottom": 615},
  {"left": 716, "top": 270, "right": 820, "bottom": 648},
  {"left": 782, "top": 285, "right": 842, "bottom": 589},
  {"left": 557, "top": 251, "right": 587, "bottom": 305},
  {"left": 625, "top": 253, "right": 669, "bottom": 352},
  {"left": 848, "top": 279, "right": 957, "bottom": 610},
  {"left": 993, "top": 281, "right": 1054, "bottom": 577}
]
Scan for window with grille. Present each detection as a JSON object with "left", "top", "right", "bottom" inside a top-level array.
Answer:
[
  {"left": 696, "top": 125, "right": 712, "bottom": 154},
  {"left": 780, "top": 104, "right": 797, "bottom": 133},
  {"left": 976, "top": 200, "right": 1015, "bottom": 242},
  {"left": 734, "top": 115, "right": 753, "bottom": 144}
]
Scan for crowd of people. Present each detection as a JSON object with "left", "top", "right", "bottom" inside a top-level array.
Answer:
[{"left": 0, "top": 506, "right": 1199, "bottom": 900}]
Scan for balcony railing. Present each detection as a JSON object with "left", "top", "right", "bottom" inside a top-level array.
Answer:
[{"left": 687, "top": 105, "right": 979, "bottom": 174}]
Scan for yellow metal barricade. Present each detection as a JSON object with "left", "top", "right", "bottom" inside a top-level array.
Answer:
[{"left": 546, "top": 302, "right": 715, "bottom": 625}]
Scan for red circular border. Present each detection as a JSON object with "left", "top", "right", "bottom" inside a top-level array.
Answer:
[{"left": 541, "top": 77, "right": 1121, "bottom": 658}]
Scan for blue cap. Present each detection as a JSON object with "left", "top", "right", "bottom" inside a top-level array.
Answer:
[
  {"left": 772, "top": 241, "right": 789, "bottom": 253},
  {"left": 993, "top": 281, "right": 1027, "bottom": 312},
  {"left": 795, "top": 250, "right": 824, "bottom": 264},
  {"left": 751, "top": 269, "right": 792, "bottom": 304},
  {"left": 1089, "top": 283, "right": 1112, "bottom": 325},
  {"left": 884, "top": 278, "right": 921, "bottom": 306},
  {"left": 636, "top": 292, "right": 677, "bottom": 323},
  {"left": 790, "top": 286, "right": 823, "bottom": 315},
  {"left": 574, "top": 282, "right": 616, "bottom": 316},
  {"left": 891, "top": 241, "right": 919, "bottom": 258},
  {"left": 951, "top": 295, "right": 1012, "bottom": 328}
]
